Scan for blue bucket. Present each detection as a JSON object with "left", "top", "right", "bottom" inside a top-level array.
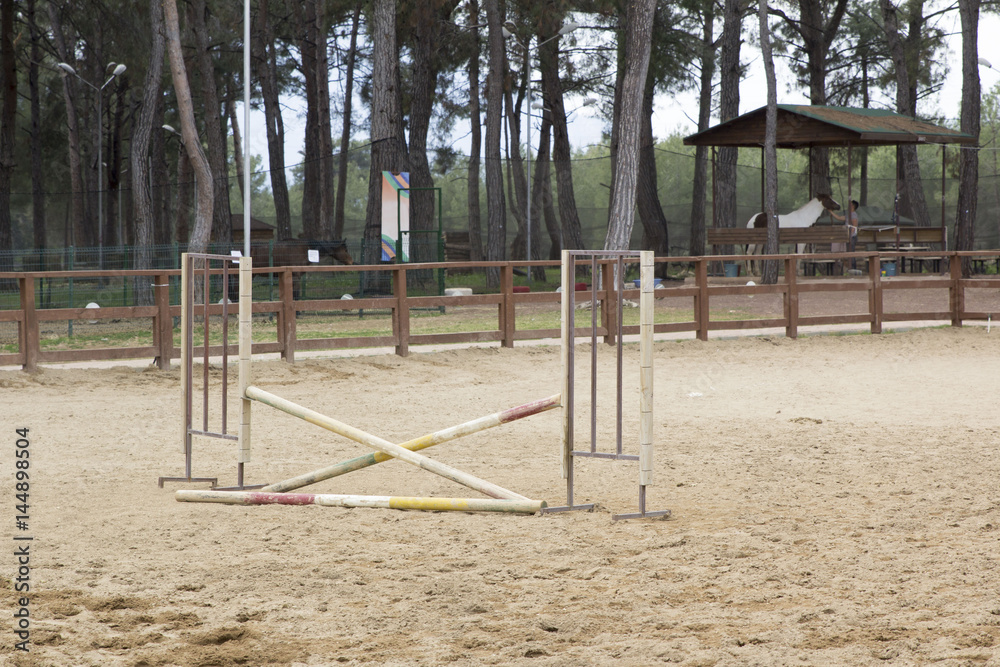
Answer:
[
  {"left": 723, "top": 263, "right": 740, "bottom": 278},
  {"left": 881, "top": 261, "right": 897, "bottom": 277}
]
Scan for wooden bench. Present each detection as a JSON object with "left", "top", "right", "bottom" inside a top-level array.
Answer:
[
  {"left": 855, "top": 226, "right": 947, "bottom": 273},
  {"left": 706, "top": 226, "right": 850, "bottom": 247},
  {"left": 855, "top": 226, "right": 947, "bottom": 249},
  {"left": 706, "top": 226, "right": 851, "bottom": 276}
]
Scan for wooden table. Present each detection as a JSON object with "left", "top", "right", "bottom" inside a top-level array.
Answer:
[{"left": 897, "top": 245, "right": 937, "bottom": 273}]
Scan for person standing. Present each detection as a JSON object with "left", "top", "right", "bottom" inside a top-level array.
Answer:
[
  {"left": 832, "top": 199, "right": 860, "bottom": 269},
  {"left": 832, "top": 199, "right": 859, "bottom": 248}
]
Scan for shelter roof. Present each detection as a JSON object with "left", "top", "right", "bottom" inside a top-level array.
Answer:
[{"left": 683, "top": 105, "right": 976, "bottom": 149}]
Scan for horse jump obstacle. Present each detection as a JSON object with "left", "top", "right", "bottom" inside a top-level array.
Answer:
[
  {"left": 159, "top": 252, "right": 256, "bottom": 489},
  {"left": 544, "top": 249, "right": 669, "bottom": 521},
  {"left": 167, "top": 253, "right": 550, "bottom": 514}
]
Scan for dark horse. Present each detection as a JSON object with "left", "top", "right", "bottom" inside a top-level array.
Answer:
[{"left": 245, "top": 239, "right": 354, "bottom": 300}]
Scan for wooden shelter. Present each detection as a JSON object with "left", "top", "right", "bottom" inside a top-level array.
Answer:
[
  {"left": 683, "top": 105, "right": 976, "bottom": 233},
  {"left": 230, "top": 215, "right": 276, "bottom": 244}
]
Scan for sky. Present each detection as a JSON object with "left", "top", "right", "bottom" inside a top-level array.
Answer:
[{"left": 238, "top": 11, "right": 1000, "bottom": 178}]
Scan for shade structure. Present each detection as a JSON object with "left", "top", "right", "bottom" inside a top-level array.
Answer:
[{"left": 683, "top": 105, "right": 976, "bottom": 149}]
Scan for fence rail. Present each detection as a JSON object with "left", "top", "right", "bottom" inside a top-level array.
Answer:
[{"left": 2, "top": 251, "right": 999, "bottom": 372}]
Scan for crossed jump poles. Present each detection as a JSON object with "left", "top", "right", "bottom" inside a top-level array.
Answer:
[
  {"left": 162, "top": 252, "right": 668, "bottom": 519},
  {"left": 162, "top": 253, "right": 551, "bottom": 514}
]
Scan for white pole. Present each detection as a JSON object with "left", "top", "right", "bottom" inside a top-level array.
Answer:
[
  {"left": 639, "top": 251, "right": 654, "bottom": 487},
  {"left": 526, "top": 76, "right": 532, "bottom": 285},
  {"left": 97, "top": 90, "right": 103, "bottom": 267},
  {"left": 243, "top": 0, "right": 251, "bottom": 259}
]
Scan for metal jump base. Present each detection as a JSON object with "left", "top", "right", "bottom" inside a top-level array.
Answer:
[
  {"left": 159, "top": 253, "right": 263, "bottom": 490},
  {"left": 542, "top": 250, "right": 670, "bottom": 521}
]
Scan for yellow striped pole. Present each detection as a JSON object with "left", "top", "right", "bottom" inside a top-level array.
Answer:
[
  {"left": 244, "top": 385, "right": 530, "bottom": 501},
  {"left": 261, "top": 394, "right": 560, "bottom": 493},
  {"left": 175, "top": 489, "right": 545, "bottom": 514},
  {"left": 238, "top": 255, "right": 252, "bottom": 466},
  {"left": 639, "top": 250, "right": 654, "bottom": 487}
]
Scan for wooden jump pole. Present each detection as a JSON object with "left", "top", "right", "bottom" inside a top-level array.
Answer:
[
  {"left": 560, "top": 249, "right": 573, "bottom": 481},
  {"left": 549, "top": 250, "right": 668, "bottom": 520},
  {"left": 180, "top": 252, "right": 190, "bottom": 463},
  {"left": 175, "top": 490, "right": 545, "bottom": 514},
  {"left": 639, "top": 250, "right": 654, "bottom": 488},
  {"left": 244, "top": 385, "right": 531, "bottom": 501},
  {"left": 261, "top": 393, "right": 561, "bottom": 493},
  {"left": 237, "top": 255, "right": 252, "bottom": 485}
]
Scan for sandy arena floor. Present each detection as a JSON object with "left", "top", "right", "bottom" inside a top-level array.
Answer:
[{"left": 2, "top": 326, "right": 1000, "bottom": 666}]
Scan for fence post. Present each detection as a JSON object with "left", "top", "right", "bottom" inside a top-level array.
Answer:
[
  {"left": 695, "top": 258, "right": 709, "bottom": 341},
  {"left": 154, "top": 272, "right": 173, "bottom": 370},
  {"left": 393, "top": 265, "right": 409, "bottom": 356},
  {"left": 949, "top": 253, "right": 964, "bottom": 327},
  {"left": 869, "top": 254, "right": 883, "bottom": 334},
  {"left": 784, "top": 257, "right": 798, "bottom": 339},
  {"left": 500, "top": 263, "right": 515, "bottom": 348},
  {"left": 279, "top": 267, "right": 296, "bottom": 362},
  {"left": 68, "top": 246, "right": 75, "bottom": 338},
  {"left": 601, "top": 257, "right": 617, "bottom": 346},
  {"left": 20, "top": 275, "right": 38, "bottom": 372}
]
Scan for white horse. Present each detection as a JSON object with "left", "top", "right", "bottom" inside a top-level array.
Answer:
[{"left": 744, "top": 194, "right": 841, "bottom": 273}]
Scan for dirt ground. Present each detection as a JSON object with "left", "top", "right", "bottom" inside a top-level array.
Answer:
[{"left": 2, "top": 325, "right": 1000, "bottom": 666}]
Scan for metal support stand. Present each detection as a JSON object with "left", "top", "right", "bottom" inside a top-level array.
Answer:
[
  {"left": 159, "top": 253, "right": 264, "bottom": 490},
  {"left": 543, "top": 250, "right": 670, "bottom": 520}
]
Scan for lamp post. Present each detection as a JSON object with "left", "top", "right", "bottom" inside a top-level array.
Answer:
[
  {"left": 57, "top": 61, "right": 126, "bottom": 269},
  {"left": 503, "top": 21, "right": 578, "bottom": 283}
]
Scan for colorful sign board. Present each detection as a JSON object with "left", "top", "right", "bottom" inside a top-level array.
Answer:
[{"left": 381, "top": 171, "right": 409, "bottom": 261}]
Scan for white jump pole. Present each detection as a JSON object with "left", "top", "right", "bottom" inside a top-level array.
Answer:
[
  {"left": 244, "top": 385, "right": 532, "bottom": 501},
  {"left": 560, "top": 249, "right": 572, "bottom": 480},
  {"left": 261, "top": 393, "right": 561, "bottom": 493},
  {"left": 237, "top": 255, "right": 252, "bottom": 484},
  {"left": 175, "top": 489, "right": 545, "bottom": 514},
  {"left": 639, "top": 250, "right": 654, "bottom": 488}
]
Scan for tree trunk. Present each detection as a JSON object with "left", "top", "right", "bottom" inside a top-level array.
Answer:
[
  {"left": 0, "top": 0, "right": 14, "bottom": 279},
  {"left": 880, "top": 0, "right": 931, "bottom": 227},
  {"left": 534, "top": 119, "right": 559, "bottom": 260},
  {"left": 760, "top": 0, "right": 780, "bottom": 285},
  {"left": 504, "top": 66, "right": 527, "bottom": 251},
  {"left": 716, "top": 0, "right": 744, "bottom": 254},
  {"left": 175, "top": 148, "right": 192, "bottom": 244},
  {"left": 151, "top": 96, "right": 169, "bottom": 246},
  {"left": 604, "top": 0, "right": 655, "bottom": 250},
  {"left": 483, "top": 0, "right": 507, "bottom": 287},
  {"left": 636, "top": 71, "right": 669, "bottom": 259},
  {"left": 132, "top": 0, "right": 166, "bottom": 306},
  {"left": 227, "top": 94, "right": 244, "bottom": 205},
  {"left": 164, "top": 0, "right": 214, "bottom": 259},
  {"left": 107, "top": 81, "right": 126, "bottom": 248},
  {"left": 406, "top": 0, "right": 456, "bottom": 264},
  {"left": 293, "top": 0, "right": 321, "bottom": 239},
  {"left": 27, "top": 0, "right": 44, "bottom": 266},
  {"left": 955, "top": 0, "right": 980, "bottom": 276},
  {"left": 789, "top": 0, "right": 848, "bottom": 196},
  {"left": 191, "top": 0, "right": 232, "bottom": 243},
  {"left": 466, "top": 0, "right": 483, "bottom": 261},
  {"left": 539, "top": 22, "right": 583, "bottom": 254},
  {"left": 49, "top": 2, "right": 86, "bottom": 248},
  {"left": 334, "top": 2, "right": 362, "bottom": 241},
  {"left": 690, "top": 1, "right": 714, "bottom": 257},
  {"left": 314, "top": 1, "right": 335, "bottom": 240},
  {"left": 363, "top": 0, "right": 409, "bottom": 266},
  {"left": 253, "top": 0, "right": 292, "bottom": 241}
]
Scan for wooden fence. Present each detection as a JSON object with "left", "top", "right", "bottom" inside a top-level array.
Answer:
[{"left": 2, "top": 251, "right": 999, "bottom": 372}]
